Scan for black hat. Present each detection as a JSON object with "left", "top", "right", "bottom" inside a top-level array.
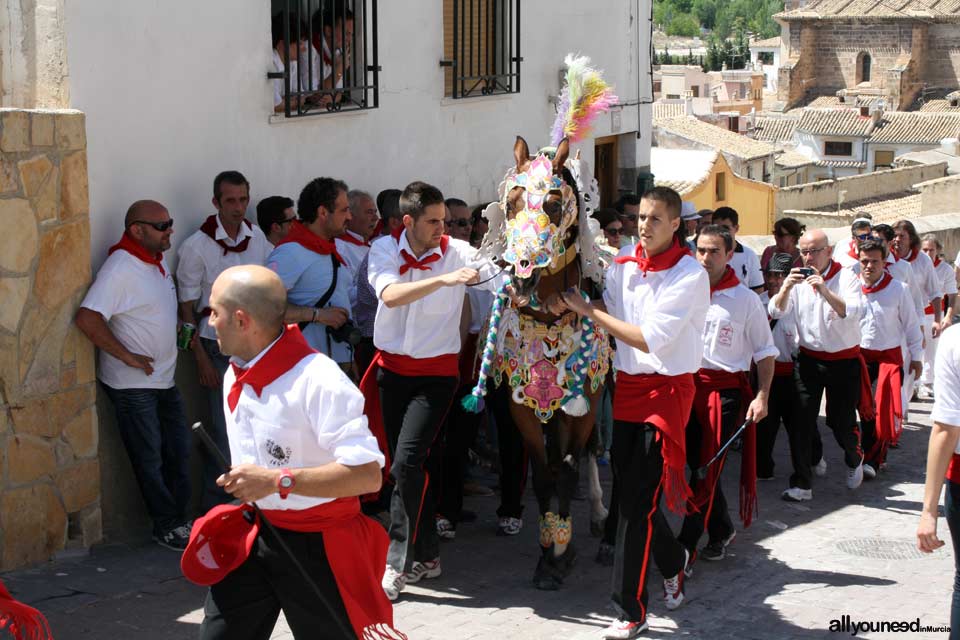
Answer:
[{"left": 766, "top": 252, "right": 793, "bottom": 274}]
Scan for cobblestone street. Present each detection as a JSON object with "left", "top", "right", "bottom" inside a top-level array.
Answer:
[{"left": 4, "top": 397, "right": 954, "bottom": 639}]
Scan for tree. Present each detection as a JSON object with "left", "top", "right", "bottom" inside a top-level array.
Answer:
[
  {"left": 692, "top": 0, "right": 718, "bottom": 30},
  {"left": 705, "top": 35, "right": 723, "bottom": 71},
  {"left": 667, "top": 12, "right": 700, "bottom": 37}
]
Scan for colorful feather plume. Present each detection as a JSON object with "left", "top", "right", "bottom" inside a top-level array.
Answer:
[{"left": 550, "top": 54, "right": 618, "bottom": 146}]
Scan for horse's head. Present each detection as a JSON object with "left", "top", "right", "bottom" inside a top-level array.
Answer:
[{"left": 503, "top": 136, "right": 578, "bottom": 299}]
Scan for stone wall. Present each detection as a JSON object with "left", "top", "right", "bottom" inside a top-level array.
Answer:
[
  {"left": 917, "top": 174, "right": 960, "bottom": 215},
  {"left": 926, "top": 24, "right": 960, "bottom": 90},
  {"left": 775, "top": 163, "right": 948, "bottom": 216},
  {"left": 0, "top": 108, "right": 100, "bottom": 571}
]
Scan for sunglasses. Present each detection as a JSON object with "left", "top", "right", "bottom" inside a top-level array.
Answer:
[
  {"left": 444, "top": 219, "right": 473, "bottom": 228},
  {"left": 130, "top": 219, "right": 174, "bottom": 232},
  {"left": 619, "top": 214, "right": 638, "bottom": 222},
  {"left": 606, "top": 227, "right": 623, "bottom": 236},
  {"left": 854, "top": 232, "right": 872, "bottom": 241}
]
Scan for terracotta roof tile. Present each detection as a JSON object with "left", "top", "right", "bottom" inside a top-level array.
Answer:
[
  {"left": 795, "top": 108, "right": 875, "bottom": 137},
  {"left": 751, "top": 116, "right": 797, "bottom": 142},
  {"left": 869, "top": 111, "right": 960, "bottom": 144},
  {"left": 750, "top": 36, "right": 782, "bottom": 48},
  {"left": 655, "top": 117, "right": 776, "bottom": 160},
  {"left": 776, "top": 0, "right": 960, "bottom": 20},
  {"left": 807, "top": 192, "right": 922, "bottom": 223}
]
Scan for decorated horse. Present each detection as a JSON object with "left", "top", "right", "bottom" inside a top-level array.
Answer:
[{"left": 461, "top": 55, "right": 618, "bottom": 589}]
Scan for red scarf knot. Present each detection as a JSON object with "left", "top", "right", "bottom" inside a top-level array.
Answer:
[
  {"left": 710, "top": 266, "right": 740, "bottom": 295},
  {"left": 338, "top": 231, "right": 371, "bottom": 247},
  {"left": 276, "top": 220, "right": 345, "bottom": 265},
  {"left": 226, "top": 326, "right": 316, "bottom": 413},
  {"left": 615, "top": 237, "right": 690, "bottom": 276},
  {"left": 861, "top": 271, "right": 893, "bottom": 295},
  {"left": 200, "top": 214, "right": 253, "bottom": 256},
  {"left": 391, "top": 225, "right": 450, "bottom": 275},
  {"left": 108, "top": 231, "right": 166, "bottom": 276}
]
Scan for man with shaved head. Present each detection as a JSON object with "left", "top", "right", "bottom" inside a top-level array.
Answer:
[
  {"left": 76, "top": 200, "right": 192, "bottom": 550},
  {"left": 194, "top": 265, "right": 397, "bottom": 639},
  {"left": 770, "top": 228, "right": 867, "bottom": 502}
]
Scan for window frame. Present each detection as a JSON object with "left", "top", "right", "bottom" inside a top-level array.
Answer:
[
  {"left": 824, "top": 140, "right": 854, "bottom": 157},
  {"left": 440, "top": 0, "right": 522, "bottom": 99}
]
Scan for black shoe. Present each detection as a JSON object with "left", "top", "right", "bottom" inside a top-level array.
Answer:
[
  {"left": 154, "top": 524, "right": 190, "bottom": 551},
  {"left": 596, "top": 542, "right": 615, "bottom": 566},
  {"left": 701, "top": 531, "right": 736, "bottom": 561}
]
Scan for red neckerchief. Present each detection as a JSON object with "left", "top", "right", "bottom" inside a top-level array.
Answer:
[
  {"left": 338, "top": 231, "right": 370, "bottom": 247},
  {"left": 821, "top": 260, "right": 842, "bottom": 282},
  {"left": 200, "top": 214, "right": 252, "bottom": 256},
  {"left": 935, "top": 256, "right": 942, "bottom": 268},
  {"left": 276, "top": 221, "right": 345, "bottom": 265},
  {"left": 392, "top": 225, "right": 450, "bottom": 275},
  {"left": 227, "top": 326, "right": 316, "bottom": 412},
  {"left": 108, "top": 231, "right": 166, "bottom": 276},
  {"left": 905, "top": 246, "right": 920, "bottom": 262},
  {"left": 615, "top": 236, "right": 690, "bottom": 276},
  {"left": 710, "top": 265, "right": 740, "bottom": 295},
  {"left": 846, "top": 239, "right": 858, "bottom": 260},
  {"left": 861, "top": 271, "right": 893, "bottom": 295}
]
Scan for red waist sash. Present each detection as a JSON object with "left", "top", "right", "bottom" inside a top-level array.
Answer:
[
  {"left": 691, "top": 369, "right": 757, "bottom": 527},
  {"left": 861, "top": 347, "right": 904, "bottom": 458},
  {"left": 800, "top": 345, "right": 875, "bottom": 421},
  {"left": 948, "top": 454, "right": 960, "bottom": 484},
  {"left": 613, "top": 371, "right": 695, "bottom": 515},
  {"left": 774, "top": 360, "right": 794, "bottom": 377},
  {"left": 924, "top": 304, "right": 935, "bottom": 316}
]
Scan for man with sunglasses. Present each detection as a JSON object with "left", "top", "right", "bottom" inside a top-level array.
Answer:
[
  {"left": 177, "top": 171, "right": 273, "bottom": 509},
  {"left": 770, "top": 229, "right": 867, "bottom": 502},
  {"left": 444, "top": 198, "right": 474, "bottom": 242},
  {"left": 76, "top": 200, "right": 192, "bottom": 550},
  {"left": 834, "top": 217, "right": 873, "bottom": 268},
  {"left": 256, "top": 195, "right": 296, "bottom": 247},
  {"left": 614, "top": 193, "right": 641, "bottom": 249}
]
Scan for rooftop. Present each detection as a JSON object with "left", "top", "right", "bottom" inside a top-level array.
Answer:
[
  {"left": 775, "top": 0, "right": 960, "bottom": 21},
  {"left": 795, "top": 108, "right": 875, "bottom": 137},
  {"left": 870, "top": 111, "right": 960, "bottom": 144},
  {"left": 655, "top": 116, "right": 776, "bottom": 160},
  {"left": 805, "top": 191, "right": 922, "bottom": 223},
  {"left": 776, "top": 149, "right": 816, "bottom": 168},
  {"left": 751, "top": 116, "right": 798, "bottom": 143},
  {"left": 750, "top": 36, "right": 782, "bottom": 48},
  {"left": 650, "top": 147, "right": 718, "bottom": 196},
  {"left": 896, "top": 147, "right": 960, "bottom": 174}
]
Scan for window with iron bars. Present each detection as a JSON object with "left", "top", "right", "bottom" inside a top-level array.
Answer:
[
  {"left": 440, "top": 0, "right": 521, "bottom": 99},
  {"left": 269, "top": 0, "right": 379, "bottom": 117}
]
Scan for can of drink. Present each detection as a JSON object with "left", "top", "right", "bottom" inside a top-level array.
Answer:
[{"left": 177, "top": 323, "right": 196, "bottom": 351}]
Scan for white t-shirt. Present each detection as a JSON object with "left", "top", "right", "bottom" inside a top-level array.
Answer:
[
  {"left": 936, "top": 258, "right": 959, "bottom": 298},
  {"left": 729, "top": 242, "right": 764, "bottom": 289},
  {"left": 932, "top": 325, "right": 960, "bottom": 439},
  {"left": 81, "top": 250, "right": 178, "bottom": 389},
  {"left": 272, "top": 49, "right": 300, "bottom": 108},
  {"left": 760, "top": 291, "right": 798, "bottom": 363}
]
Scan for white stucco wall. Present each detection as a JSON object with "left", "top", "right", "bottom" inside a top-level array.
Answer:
[{"left": 64, "top": 0, "right": 653, "bottom": 270}]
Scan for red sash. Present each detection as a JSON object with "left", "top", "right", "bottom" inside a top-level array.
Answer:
[
  {"left": 246, "top": 499, "right": 400, "bottom": 639},
  {"left": 0, "top": 579, "right": 52, "bottom": 640},
  {"left": 690, "top": 369, "right": 757, "bottom": 527},
  {"left": 947, "top": 454, "right": 960, "bottom": 484},
  {"left": 800, "top": 345, "right": 875, "bottom": 421},
  {"left": 200, "top": 214, "right": 252, "bottom": 256},
  {"left": 615, "top": 237, "right": 690, "bottom": 276},
  {"left": 108, "top": 231, "right": 166, "bottom": 276},
  {"left": 924, "top": 304, "right": 935, "bottom": 316},
  {"left": 612, "top": 371, "right": 696, "bottom": 515},
  {"left": 773, "top": 361, "right": 794, "bottom": 377},
  {"left": 861, "top": 347, "right": 904, "bottom": 462}
]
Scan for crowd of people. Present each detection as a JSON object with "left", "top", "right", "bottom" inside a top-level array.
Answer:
[{"left": 72, "top": 168, "right": 960, "bottom": 638}]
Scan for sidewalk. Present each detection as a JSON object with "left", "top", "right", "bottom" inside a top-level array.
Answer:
[{"left": 3, "top": 397, "right": 954, "bottom": 639}]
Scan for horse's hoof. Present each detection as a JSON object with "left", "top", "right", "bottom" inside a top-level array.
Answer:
[{"left": 533, "top": 555, "right": 562, "bottom": 590}]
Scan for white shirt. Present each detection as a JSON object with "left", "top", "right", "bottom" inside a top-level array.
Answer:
[
  {"left": 225, "top": 333, "right": 384, "bottom": 511},
  {"left": 367, "top": 233, "right": 504, "bottom": 358},
  {"left": 603, "top": 250, "right": 710, "bottom": 375},
  {"left": 335, "top": 230, "right": 370, "bottom": 310},
  {"left": 936, "top": 258, "right": 959, "bottom": 298},
  {"left": 833, "top": 238, "right": 859, "bottom": 268},
  {"left": 769, "top": 263, "right": 864, "bottom": 353},
  {"left": 906, "top": 250, "right": 944, "bottom": 313},
  {"left": 932, "top": 325, "right": 960, "bottom": 438},
  {"left": 176, "top": 216, "right": 273, "bottom": 340},
  {"left": 760, "top": 291, "right": 798, "bottom": 363},
  {"left": 272, "top": 49, "right": 300, "bottom": 108},
  {"left": 858, "top": 275, "right": 923, "bottom": 360},
  {"left": 702, "top": 281, "right": 778, "bottom": 372},
  {"left": 81, "top": 250, "right": 178, "bottom": 389},
  {"left": 848, "top": 252, "right": 923, "bottom": 318},
  {"left": 729, "top": 242, "right": 764, "bottom": 290},
  {"left": 301, "top": 39, "right": 344, "bottom": 91}
]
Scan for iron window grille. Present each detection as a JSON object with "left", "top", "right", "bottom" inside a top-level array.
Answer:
[
  {"left": 440, "top": 0, "right": 522, "bottom": 99},
  {"left": 269, "top": 0, "right": 379, "bottom": 117}
]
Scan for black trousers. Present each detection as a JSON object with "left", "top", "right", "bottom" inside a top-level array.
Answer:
[
  {"left": 488, "top": 381, "right": 527, "bottom": 519},
  {"left": 378, "top": 368, "right": 457, "bottom": 573},
  {"left": 438, "top": 383, "right": 482, "bottom": 523},
  {"left": 790, "top": 352, "right": 863, "bottom": 490},
  {"left": 678, "top": 390, "right": 740, "bottom": 553},
  {"left": 610, "top": 420, "right": 686, "bottom": 623},
  {"left": 756, "top": 373, "right": 799, "bottom": 478},
  {"left": 199, "top": 526, "right": 353, "bottom": 640}
]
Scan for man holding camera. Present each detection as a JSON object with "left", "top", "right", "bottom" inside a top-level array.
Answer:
[
  {"left": 770, "top": 229, "right": 866, "bottom": 502},
  {"left": 267, "top": 177, "right": 355, "bottom": 373}
]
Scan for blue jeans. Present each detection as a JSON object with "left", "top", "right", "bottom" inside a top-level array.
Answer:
[
  {"left": 945, "top": 481, "right": 960, "bottom": 639},
  {"left": 201, "top": 338, "right": 232, "bottom": 510},
  {"left": 101, "top": 384, "right": 191, "bottom": 534}
]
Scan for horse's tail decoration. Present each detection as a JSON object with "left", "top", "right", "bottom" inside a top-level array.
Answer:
[
  {"left": 461, "top": 280, "right": 511, "bottom": 414},
  {"left": 560, "top": 290, "right": 594, "bottom": 417}
]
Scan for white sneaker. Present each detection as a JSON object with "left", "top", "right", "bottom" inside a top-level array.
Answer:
[
  {"left": 601, "top": 617, "right": 648, "bottom": 639},
  {"left": 381, "top": 565, "right": 406, "bottom": 601},
  {"left": 663, "top": 549, "right": 687, "bottom": 610},
  {"left": 846, "top": 459, "right": 864, "bottom": 489},
  {"left": 813, "top": 457, "right": 827, "bottom": 477},
  {"left": 917, "top": 384, "right": 934, "bottom": 400},
  {"left": 497, "top": 516, "right": 523, "bottom": 536},
  {"left": 436, "top": 516, "right": 456, "bottom": 540},
  {"left": 407, "top": 558, "right": 441, "bottom": 584},
  {"left": 863, "top": 463, "right": 877, "bottom": 480},
  {"left": 781, "top": 487, "right": 813, "bottom": 502}
]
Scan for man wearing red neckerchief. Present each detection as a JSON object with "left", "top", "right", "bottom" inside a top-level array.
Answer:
[
  {"left": 335, "top": 190, "right": 379, "bottom": 314},
  {"left": 76, "top": 201, "right": 193, "bottom": 550},
  {"left": 365, "top": 181, "right": 505, "bottom": 602},
  {"left": 856, "top": 239, "right": 923, "bottom": 478},
  {"left": 562, "top": 187, "right": 710, "bottom": 639},
  {"left": 197, "top": 265, "right": 394, "bottom": 640},
  {"left": 919, "top": 234, "right": 958, "bottom": 400},
  {"left": 268, "top": 177, "right": 355, "bottom": 373},
  {"left": 677, "top": 225, "right": 776, "bottom": 572},
  {"left": 833, "top": 218, "right": 873, "bottom": 269},
  {"left": 177, "top": 171, "right": 273, "bottom": 510},
  {"left": 770, "top": 229, "right": 867, "bottom": 502}
]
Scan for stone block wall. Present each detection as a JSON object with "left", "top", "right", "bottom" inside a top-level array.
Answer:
[
  {"left": 926, "top": 24, "right": 960, "bottom": 90},
  {"left": 0, "top": 108, "right": 100, "bottom": 571}
]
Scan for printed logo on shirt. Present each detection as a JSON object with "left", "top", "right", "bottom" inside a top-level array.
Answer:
[
  {"left": 264, "top": 439, "right": 292, "bottom": 466},
  {"left": 717, "top": 323, "right": 734, "bottom": 348}
]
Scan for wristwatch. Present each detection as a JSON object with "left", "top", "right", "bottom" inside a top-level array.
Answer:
[{"left": 278, "top": 468, "right": 295, "bottom": 499}]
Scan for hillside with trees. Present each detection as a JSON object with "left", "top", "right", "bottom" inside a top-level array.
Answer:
[{"left": 654, "top": 0, "right": 784, "bottom": 40}]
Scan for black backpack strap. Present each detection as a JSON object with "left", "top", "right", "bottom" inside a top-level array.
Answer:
[{"left": 298, "top": 254, "right": 340, "bottom": 330}]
